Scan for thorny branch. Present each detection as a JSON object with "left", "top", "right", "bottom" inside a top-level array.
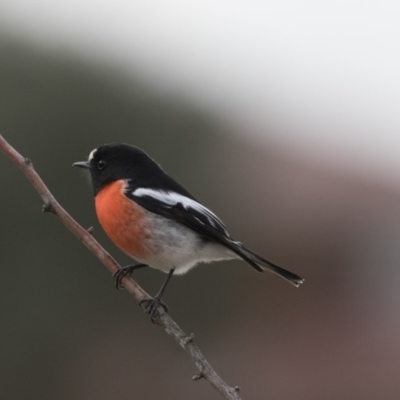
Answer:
[{"left": 0, "top": 135, "right": 242, "bottom": 400}]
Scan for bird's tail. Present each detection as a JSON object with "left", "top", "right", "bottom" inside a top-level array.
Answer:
[{"left": 232, "top": 242, "right": 304, "bottom": 287}]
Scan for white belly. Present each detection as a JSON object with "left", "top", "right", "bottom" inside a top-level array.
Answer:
[{"left": 135, "top": 212, "right": 234, "bottom": 274}]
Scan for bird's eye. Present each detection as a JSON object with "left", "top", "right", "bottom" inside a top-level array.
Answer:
[{"left": 97, "top": 160, "right": 107, "bottom": 170}]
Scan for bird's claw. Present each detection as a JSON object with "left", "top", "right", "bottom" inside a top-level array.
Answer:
[
  {"left": 113, "top": 266, "right": 134, "bottom": 290},
  {"left": 113, "top": 264, "right": 148, "bottom": 290},
  {"left": 140, "top": 297, "right": 169, "bottom": 323}
]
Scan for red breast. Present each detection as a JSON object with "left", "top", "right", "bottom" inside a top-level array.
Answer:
[{"left": 95, "top": 180, "right": 150, "bottom": 260}]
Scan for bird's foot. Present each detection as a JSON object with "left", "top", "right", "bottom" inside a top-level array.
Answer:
[
  {"left": 140, "top": 296, "right": 169, "bottom": 324},
  {"left": 113, "top": 264, "right": 148, "bottom": 290}
]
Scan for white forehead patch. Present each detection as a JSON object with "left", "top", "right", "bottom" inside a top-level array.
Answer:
[{"left": 88, "top": 148, "right": 97, "bottom": 161}]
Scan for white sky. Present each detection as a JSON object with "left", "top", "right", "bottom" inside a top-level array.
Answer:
[{"left": 1, "top": 1, "right": 400, "bottom": 183}]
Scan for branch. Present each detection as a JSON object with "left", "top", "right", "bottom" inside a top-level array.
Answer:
[{"left": 0, "top": 135, "right": 242, "bottom": 400}]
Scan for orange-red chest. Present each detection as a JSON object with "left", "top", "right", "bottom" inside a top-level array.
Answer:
[{"left": 95, "top": 180, "right": 149, "bottom": 259}]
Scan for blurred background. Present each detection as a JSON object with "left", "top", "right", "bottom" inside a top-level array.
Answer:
[{"left": 1, "top": 1, "right": 400, "bottom": 399}]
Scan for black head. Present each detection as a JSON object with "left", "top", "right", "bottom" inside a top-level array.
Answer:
[{"left": 73, "top": 143, "right": 164, "bottom": 195}]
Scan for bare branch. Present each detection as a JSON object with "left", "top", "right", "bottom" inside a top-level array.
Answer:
[{"left": 0, "top": 134, "right": 242, "bottom": 400}]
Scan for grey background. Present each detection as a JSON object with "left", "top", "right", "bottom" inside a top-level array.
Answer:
[{"left": 2, "top": 37, "right": 400, "bottom": 400}]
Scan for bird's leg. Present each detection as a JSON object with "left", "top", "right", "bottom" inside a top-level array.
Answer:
[
  {"left": 141, "top": 268, "right": 175, "bottom": 322},
  {"left": 113, "top": 264, "right": 148, "bottom": 290}
]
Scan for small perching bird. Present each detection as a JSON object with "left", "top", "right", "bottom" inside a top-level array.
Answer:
[{"left": 74, "top": 143, "right": 304, "bottom": 317}]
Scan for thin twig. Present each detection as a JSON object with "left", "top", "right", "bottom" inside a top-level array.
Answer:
[{"left": 0, "top": 134, "right": 242, "bottom": 400}]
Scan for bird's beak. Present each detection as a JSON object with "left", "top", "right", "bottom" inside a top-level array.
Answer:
[{"left": 73, "top": 161, "right": 91, "bottom": 169}]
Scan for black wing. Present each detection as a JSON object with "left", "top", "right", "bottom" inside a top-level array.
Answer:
[{"left": 125, "top": 186, "right": 264, "bottom": 272}]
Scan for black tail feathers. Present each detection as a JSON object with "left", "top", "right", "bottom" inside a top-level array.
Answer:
[{"left": 234, "top": 243, "right": 304, "bottom": 287}]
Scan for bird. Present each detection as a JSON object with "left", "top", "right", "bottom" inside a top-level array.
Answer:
[{"left": 73, "top": 143, "right": 304, "bottom": 318}]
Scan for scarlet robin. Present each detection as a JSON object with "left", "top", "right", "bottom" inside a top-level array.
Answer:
[{"left": 74, "top": 143, "right": 304, "bottom": 318}]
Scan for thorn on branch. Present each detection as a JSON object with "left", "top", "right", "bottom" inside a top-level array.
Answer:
[
  {"left": 192, "top": 373, "right": 204, "bottom": 381},
  {"left": 234, "top": 386, "right": 241, "bottom": 393},
  {"left": 87, "top": 226, "right": 94, "bottom": 234},
  {"left": 42, "top": 202, "right": 54, "bottom": 213},
  {"left": 183, "top": 333, "right": 195, "bottom": 344}
]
